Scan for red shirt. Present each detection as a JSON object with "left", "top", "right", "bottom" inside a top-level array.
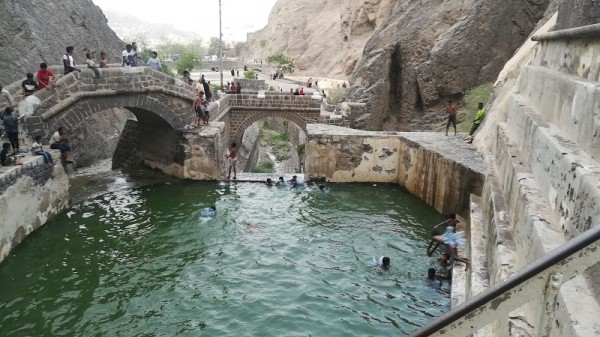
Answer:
[{"left": 37, "top": 69, "right": 54, "bottom": 89}]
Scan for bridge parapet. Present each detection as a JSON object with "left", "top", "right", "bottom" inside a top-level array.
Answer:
[{"left": 25, "top": 67, "right": 197, "bottom": 138}]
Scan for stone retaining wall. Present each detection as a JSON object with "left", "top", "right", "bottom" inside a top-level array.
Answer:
[
  {"left": 305, "top": 125, "right": 485, "bottom": 217},
  {"left": 0, "top": 155, "right": 69, "bottom": 263}
]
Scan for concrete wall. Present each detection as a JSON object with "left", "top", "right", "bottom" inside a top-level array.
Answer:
[
  {"left": 0, "top": 155, "right": 69, "bottom": 263},
  {"left": 305, "top": 124, "right": 485, "bottom": 217},
  {"left": 238, "top": 122, "right": 260, "bottom": 172}
]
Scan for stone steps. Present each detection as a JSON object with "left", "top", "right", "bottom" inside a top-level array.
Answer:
[
  {"left": 518, "top": 65, "right": 600, "bottom": 159},
  {"left": 466, "top": 195, "right": 494, "bottom": 337},
  {"left": 508, "top": 93, "right": 600, "bottom": 239},
  {"left": 492, "top": 120, "right": 600, "bottom": 336}
]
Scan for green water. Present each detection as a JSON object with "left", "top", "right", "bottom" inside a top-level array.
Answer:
[{"left": 0, "top": 180, "right": 449, "bottom": 336}]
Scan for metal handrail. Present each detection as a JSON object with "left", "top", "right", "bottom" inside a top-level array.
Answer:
[
  {"left": 532, "top": 23, "right": 600, "bottom": 41},
  {"left": 408, "top": 224, "right": 600, "bottom": 337}
]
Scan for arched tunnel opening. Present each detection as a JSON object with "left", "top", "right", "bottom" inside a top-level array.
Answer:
[{"left": 237, "top": 117, "right": 308, "bottom": 174}]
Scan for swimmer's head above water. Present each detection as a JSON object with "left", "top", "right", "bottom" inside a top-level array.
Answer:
[{"left": 381, "top": 256, "right": 390, "bottom": 269}]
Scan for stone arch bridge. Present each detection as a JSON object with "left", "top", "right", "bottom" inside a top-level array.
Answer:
[{"left": 14, "top": 67, "right": 345, "bottom": 179}]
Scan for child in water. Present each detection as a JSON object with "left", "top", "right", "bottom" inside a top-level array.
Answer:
[
  {"left": 201, "top": 205, "right": 217, "bottom": 218},
  {"left": 374, "top": 256, "right": 390, "bottom": 272}
]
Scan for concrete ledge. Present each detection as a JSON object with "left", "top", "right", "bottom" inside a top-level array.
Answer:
[
  {"left": 518, "top": 66, "right": 600, "bottom": 156},
  {"left": 508, "top": 94, "right": 600, "bottom": 239},
  {"left": 305, "top": 125, "right": 485, "bottom": 217},
  {"left": 0, "top": 154, "right": 69, "bottom": 263}
]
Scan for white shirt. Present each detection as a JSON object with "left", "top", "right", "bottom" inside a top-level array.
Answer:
[
  {"left": 32, "top": 141, "right": 43, "bottom": 153},
  {"left": 50, "top": 131, "right": 61, "bottom": 144},
  {"left": 63, "top": 54, "right": 74, "bottom": 67},
  {"left": 122, "top": 50, "right": 134, "bottom": 66}
]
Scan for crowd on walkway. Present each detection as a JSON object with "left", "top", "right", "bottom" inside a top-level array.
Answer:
[{"left": 0, "top": 42, "right": 155, "bottom": 167}]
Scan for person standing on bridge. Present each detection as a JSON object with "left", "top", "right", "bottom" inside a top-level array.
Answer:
[
  {"left": 63, "top": 46, "right": 81, "bottom": 75},
  {"left": 2, "top": 108, "right": 19, "bottom": 155},
  {"left": 36, "top": 63, "right": 55, "bottom": 90},
  {"left": 225, "top": 142, "right": 238, "bottom": 180},
  {"left": 147, "top": 51, "right": 162, "bottom": 72}
]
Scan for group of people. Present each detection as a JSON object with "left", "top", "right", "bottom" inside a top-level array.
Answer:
[
  {"left": 1, "top": 123, "right": 73, "bottom": 167},
  {"left": 444, "top": 100, "right": 486, "bottom": 143},
  {"left": 371, "top": 213, "right": 468, "bottom": 283}
]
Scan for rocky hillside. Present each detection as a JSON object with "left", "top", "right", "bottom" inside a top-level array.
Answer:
[
  {"left": 247, "top": 0, "right": 558, "bottom": 131},
  {"left": 0, "top": 0, "right": 131, "bottom": 168},
  {"left": 0, "top": 0, "right": 124, "bottom": 84},
  {"left": 346, "top": 0, "right": 557, "bottom": 131},
  {"left": 243, "top": 0, "right": 394, "bottom": 77}
]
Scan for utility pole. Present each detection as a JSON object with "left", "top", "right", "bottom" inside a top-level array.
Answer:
[{"left": 219, "top": 0, "right": 224, "bottom": 91}]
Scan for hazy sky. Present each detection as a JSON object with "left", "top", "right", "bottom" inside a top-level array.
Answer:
[{"left": 92, "top": 0, "right": 278, "bottom": 41}]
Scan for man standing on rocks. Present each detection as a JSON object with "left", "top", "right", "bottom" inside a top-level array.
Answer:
[
  {"left": 445, "top": 100, "right": 457, "bottom": 136},
  {"left": 465, "top": 102, "right": 485, "bottom": 143},
  {"left": 2, "top": 108, "right": 19, "bottom": 154}
]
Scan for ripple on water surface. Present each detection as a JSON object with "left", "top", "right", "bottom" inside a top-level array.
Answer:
[{"left": 0, "top": 182, "right": 449, "bottom": 336}]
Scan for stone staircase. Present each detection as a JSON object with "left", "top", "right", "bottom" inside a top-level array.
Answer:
[{"left": 456, "top": 30, "right": 600, "bottom": 336}]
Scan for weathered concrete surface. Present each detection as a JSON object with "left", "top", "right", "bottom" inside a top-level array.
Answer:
[
  {"left": 305, "top": 124, "right": 485, "bottom": 217},
  {"left": 0, "top": 154, "right": 69, "bottom": 263},
  {"left": 470, "top": 15, "right": 600, "bottom": 336}
]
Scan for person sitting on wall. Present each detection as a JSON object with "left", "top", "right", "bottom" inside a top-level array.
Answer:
[
  {"left": 31, "top": 135, "right": 53, "bottom": 164},
  {"left": 229, "top": 83, "right": 238, "bottom": 94},
  {"left": 1, "top": 142, "right": 22, "bottom": 166},
  {"left": 49, "top": 126, "right": 73, "bottom": 163}
]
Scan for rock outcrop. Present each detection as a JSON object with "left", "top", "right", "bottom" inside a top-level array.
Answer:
[
  {"left": 243, "top": 0, "right": 394, "bottom": 77},
  {"left": 0, "top": 0, "right": 124, "bottom": 84},
  {"left": 346, "top": 0, "right": 553, "bottom": 130}
]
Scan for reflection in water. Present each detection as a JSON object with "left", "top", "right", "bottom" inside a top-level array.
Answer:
[{"left": 0, "top": 165, "right": 450, "bottom": 337}]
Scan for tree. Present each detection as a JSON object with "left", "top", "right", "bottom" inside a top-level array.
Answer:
[
  {"left": 139, "top": 47, "right": 153, "bottom": 63},
  {"left": 208, "top": 37, "right": 231, "bottom": 56},
  {"left": 175, "top": 52, "right": 201, "bottom": 75},
  {"left": 208, "top": 37, "right": 220, "bottom": 56},
  {"left": 267, "top": 53, "right": 295, "bottom": 73}
]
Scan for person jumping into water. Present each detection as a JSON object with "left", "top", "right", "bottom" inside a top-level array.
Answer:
[{"left": 427, "top": 213, "right": 460, "bottom": 256}]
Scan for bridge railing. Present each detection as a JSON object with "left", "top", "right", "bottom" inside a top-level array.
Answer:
[{"left": 408, "top": 224, "right": 600, "bottom": 337}]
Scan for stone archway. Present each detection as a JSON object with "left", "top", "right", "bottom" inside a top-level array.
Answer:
[{"left": 229, "top": 109, "right": 310, "bottom": 143}]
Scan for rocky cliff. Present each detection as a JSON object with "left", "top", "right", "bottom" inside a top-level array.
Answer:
[
  {"left": 0, "top": 0, "right": 124, "bottom": 84},
  {"left": 248, "top": 0, "right": 556, "bottom": 131},
  {"left": 243, "top": 0, "right": 394, "bottom": 77},
  {"left": 0, "top": 0, "right": 131, "bottom": 167},
  {"left": 346, "top": 0, "right": 553, "bottom": 130}
]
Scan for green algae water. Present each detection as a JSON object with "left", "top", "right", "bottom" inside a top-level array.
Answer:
[{"left": 0, "top": 179, "right": 450, "bottom": 336}]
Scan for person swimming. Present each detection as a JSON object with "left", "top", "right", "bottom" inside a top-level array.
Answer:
[
  {"left": 266, "top": 178, "right": 274, "bottom": 186},
  {"left": 374, "top": 256, "right": 390, "bottom": 272},
  {"left": 276, "top": 176, "right": 286, "bottom": 188},
  {"left": 201, "top": 205, "right": 217, "bottom": 218}
]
